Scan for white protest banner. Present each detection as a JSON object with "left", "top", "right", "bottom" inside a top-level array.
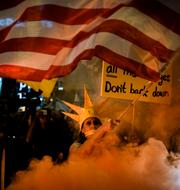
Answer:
[{"left": 101, "top": 62, "right": 172, "bottom": 104}]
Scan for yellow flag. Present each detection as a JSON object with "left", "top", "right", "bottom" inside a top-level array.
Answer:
[{"left": 19, "top": 78, "right": 58, "bottom": 98}]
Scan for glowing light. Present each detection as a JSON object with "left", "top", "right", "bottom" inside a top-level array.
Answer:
[
  {"left": 0, "top": 18, "right": 14, "bottom": 27},
  {"left": 58, "top": 86, "right": 63, "bottom": 91}
]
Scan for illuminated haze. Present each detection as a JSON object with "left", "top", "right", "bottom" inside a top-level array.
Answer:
[{"left": 6, "top": 52, "right": 180, "bottom": 189}]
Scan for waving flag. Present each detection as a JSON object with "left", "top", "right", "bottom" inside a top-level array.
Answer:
[{"left": 0, "top": 0, "right": 179, "bottom": 82}]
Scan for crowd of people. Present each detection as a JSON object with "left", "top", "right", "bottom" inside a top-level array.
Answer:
[
  {"left": 0, "top": 106, "right": 76, "bottom": 187},
  {"left": 0, "top": 86, "right": 180, "bottom": 188}
]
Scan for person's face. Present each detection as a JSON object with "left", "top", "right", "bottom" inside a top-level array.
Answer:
[{"left": 81, "top": 117, "right": 102, "bottom": 137}]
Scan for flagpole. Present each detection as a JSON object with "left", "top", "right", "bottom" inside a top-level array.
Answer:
[{"left": 1, "top": 147, "right": 5, "bottom": 190}]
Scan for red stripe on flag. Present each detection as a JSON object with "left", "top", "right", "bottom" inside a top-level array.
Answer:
[
  {"left": 20, "top": 5, "right": 111, "bottom": 24},
  {"left": 0, "top": 20, "right": 173, "bottom": 62},
  {"left": 46, "top": 46, "right": 161, "bottom": 82},
  {"left": 0, "top": 65, "right": 46, "bottom": 81},
  {"left": 0, "top": 0, "right": 179, "bottom": 82},
  {"left": 0, "top": 45, "right": 160, "bottom": 82},
  {"left": 0, "top": 4, "right": 119, "bottom": 42}
]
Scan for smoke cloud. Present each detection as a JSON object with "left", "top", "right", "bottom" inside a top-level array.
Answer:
[{"left": 6, "top": 135, "right": 180, "bottom": 190}]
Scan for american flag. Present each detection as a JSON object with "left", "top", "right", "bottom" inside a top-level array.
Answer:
[{"left": 0, "top": 0, "right": 179, "bottom": 82}]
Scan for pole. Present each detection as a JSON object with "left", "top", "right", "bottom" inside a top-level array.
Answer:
[{"left": 1, "top": 148, "right": 5, "bottom": 190}]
